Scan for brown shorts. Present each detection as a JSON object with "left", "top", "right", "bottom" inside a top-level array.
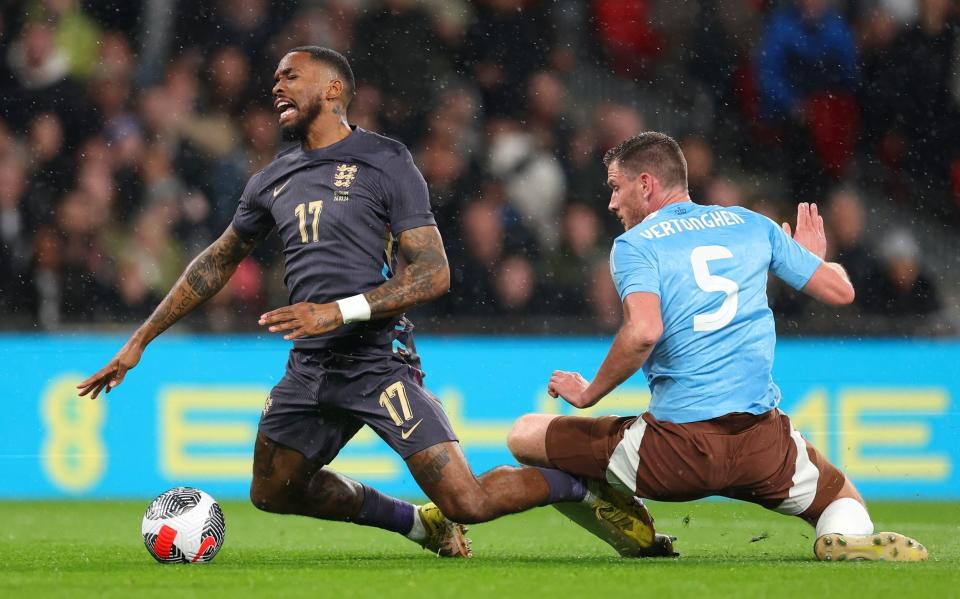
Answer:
[{"left": 544, "top": 409, "right": 845, "bottom": 520}]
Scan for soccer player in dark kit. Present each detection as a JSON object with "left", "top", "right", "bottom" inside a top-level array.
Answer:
[{"left": 78, "top": 47, "right": 673, "bottom": 558}]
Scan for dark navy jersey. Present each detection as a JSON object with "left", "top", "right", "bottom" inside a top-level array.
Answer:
[{"left": 231, "top": 126, "right": 437, "bottom": 350}]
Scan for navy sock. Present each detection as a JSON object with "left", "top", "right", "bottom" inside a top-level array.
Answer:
[
  {"left": 535, "top": 467, "right": 587, "bottom": 505},
  {"left": 354, "top": 484, "right": 416, "bottom": 535}
]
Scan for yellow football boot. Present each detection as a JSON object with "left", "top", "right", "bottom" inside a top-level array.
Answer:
[
  {"left": 814, "top": 532, "right": 928, "bottom": 562},
  {"left": 416, "top": 502, "right": 472, "bottom": 558},
  {"left": 570, "top": 481, "right": 677, "bottom": 557}
]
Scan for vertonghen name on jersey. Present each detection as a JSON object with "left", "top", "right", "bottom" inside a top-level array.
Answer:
[{"left": 639, "top": 210, "right": 746, "bottom": 240}]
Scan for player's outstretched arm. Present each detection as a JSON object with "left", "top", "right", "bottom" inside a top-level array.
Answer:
[
  {"left": 548, "top": 292, "right": 662, "bottom": 409},
  {"left": 259, "top": 225, "right": 449, "bottom": 340},
  {"left": 782, "top": 202, "right": 855, "bottom": 306},
  {"left": 77, "top": 225, "right": 258, "bottom": 399}
]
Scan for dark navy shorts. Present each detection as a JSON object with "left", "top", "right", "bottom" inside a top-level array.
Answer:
[{"left": 258, "top": 346, "right": 458, "bottom": 464}]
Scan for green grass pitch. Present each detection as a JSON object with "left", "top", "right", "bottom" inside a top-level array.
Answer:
[{"left": 2, "top": 500, "right": 958, "bottom": 598}]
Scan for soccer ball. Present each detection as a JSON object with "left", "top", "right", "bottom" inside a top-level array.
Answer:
[{"left": 141, "top": 487, "right": 226, "bottom": 563}]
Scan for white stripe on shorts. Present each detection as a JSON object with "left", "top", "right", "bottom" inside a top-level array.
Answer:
[
  {"left": 605, "top": 417, "right": 647, "bottom": 495},
  {"left": 774, "top": 426, "right": 820, "bottom": 515}
]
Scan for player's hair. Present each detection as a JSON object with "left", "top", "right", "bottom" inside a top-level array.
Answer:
[
  {"left": 287, "top": 45, "right": 356, "bottom": 106},
  {"left": 603, "top": 132, "right": 687, "bottom": 190}
]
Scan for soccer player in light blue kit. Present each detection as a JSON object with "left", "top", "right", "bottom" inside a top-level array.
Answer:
[{"left": 507, "top": 132, "right": 927, "bottom": 562}]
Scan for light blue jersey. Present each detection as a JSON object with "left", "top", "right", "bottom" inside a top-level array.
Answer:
[{"left": 610, "top": 201, "right": 822, "bottom": 423}]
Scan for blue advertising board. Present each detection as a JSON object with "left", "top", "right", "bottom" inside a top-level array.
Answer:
[{"left": 1, "top": 335, "right": 957, "bottom": 500}]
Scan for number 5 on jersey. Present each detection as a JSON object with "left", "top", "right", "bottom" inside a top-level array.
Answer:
[
  {"left": 691, "top": 245, "right": 739, "bottom": 332},
  {"left": 294, "top": 201, "right": 323, "bottom": 243}
]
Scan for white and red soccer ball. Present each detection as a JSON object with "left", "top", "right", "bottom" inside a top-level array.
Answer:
[{"left": 142, "top": 487, "right": 226, "bottom": 563}]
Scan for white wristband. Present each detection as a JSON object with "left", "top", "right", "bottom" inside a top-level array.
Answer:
[{"left": 336, "top": 294, "right": 372, "bottom": 324}]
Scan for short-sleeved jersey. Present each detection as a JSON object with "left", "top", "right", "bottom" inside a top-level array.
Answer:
[
  {"left": 610, "top": 201, "right": 822, "bottom": 424},
  {"left": 231, "top": 127, "right": 436, "bottom": 350}
]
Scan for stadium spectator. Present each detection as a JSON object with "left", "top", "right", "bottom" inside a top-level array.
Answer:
[
  {"left": 24, "top": 0, "right": 102, "bottom": 80},
  {"left": 353, "top": 0, "right": 453, "bottom": 143},
  {"left": 209, "top": 103, "right": 278, "bottom": 232},
  {"left": 94, "top": 30, "right": 136, "bottom": 81},
  {"left": 487, "top": 126, "right": 566, "bottom": 251},
  {"left": 417, "top": 138, "right": 472, "bottom": 239},
  {"left": 349, "top": 83, "right": 383, "bottom": 133},
  {"left": 24, "top": 111, "right": 71, "bottom": 222},
  {"left": 4, "top": 21, "right": 95, "bottom": 149},
  {"left": 201, "top": 0, "right": 276, "bottom": 75},
  {"left": 115, "top": 259, "right": 164, "bottom": 322},
  {"left": 524, "top": 70, "right": 573, "bottom": 160},
  {"left": 207, "top": 44, "right": 253, "bottom": 115},
  {"left": 586, "top": 260, "right": 621, "bottom": 333},
  {"left": 704, "top": 177, "right": 742, "bottom": 208},
  {"left": 264, "top": 2, "right": 348, "bottom": 78},
  {"left": 883, "top": 0, "right": 960, "bottom": 219},
  {"left": 493, "top": 254, "right": 538, "bottom": 316},
  {"left": 546, "top": 203, "right": 608, "bottom": 316},
  {"left": 415, "top": 87, "right": 482, "bottom": 237},
  {"left": 0, "top": 155, "right": 34, "bottom": 324},
  {"left": 595, "top": 102, "right": 645, "bottom": 153},
  {"left": 56, "top": 188, "right": 119, "bottom": 322},
  {"left": 122, "top": 197, "right": 183, "bottom": 296},
  {"left": 684, "top": 0, "right": 766, "bottom": 118},
  {"left": 825, "top": 187, "right": 879, "bottom": 303},
  {"left": 591, "top": 0, "right": 662, "bottom": 78},
  {"left": 567, "top": 103, "right": 645, "bottom": 231},
  {"left": 32, "top": 225, "right": 61, "bottom": 329},
  {"left": 464, "top": 0, "right": 553, "bottom": 117},
  {"left": 448, "top": 199, "right": 504, "bottom": 315},
  {"left": 757, "top": 0, "right": 860, "bottom": 200},
  {"left": 566, "top": 126, "right": 609, "bottom": 222},
  {"left": 682, "top": 135, "right": 714, "bottom": 202},
  {"left": 864, "top": 229, "right": 942, "bottom": 317}
]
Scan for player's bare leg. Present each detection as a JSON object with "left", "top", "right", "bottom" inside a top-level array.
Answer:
[
  {"left": 810, "top": 478, "right": 928, "bottom": 562},
  {"left": 249, "top": 433, "right": 469, "bottom": 557},
  {"left": 406, "top": 441, "right": 564, "bottom": 522},
  {"left": 406, "top": 439, "right": 673, "bottom": 557},
  {"left": 507, "top": 414, "right": 676, "bottom": 558}
]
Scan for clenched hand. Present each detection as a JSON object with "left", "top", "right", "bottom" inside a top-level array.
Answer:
[{"left": 548, "top": 370, "right": 591, "bottom": 409}]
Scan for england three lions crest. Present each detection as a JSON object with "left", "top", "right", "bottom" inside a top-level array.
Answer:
[{"left": 334, "top": 163, "right": 359, "bottom": 188}]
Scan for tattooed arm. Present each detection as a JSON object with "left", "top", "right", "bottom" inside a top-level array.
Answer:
[
  {"left": 364, "top": 225, "right": 450, "bottom": 318},
  {"left": 259, "top": 225, "right": 449, "bottom": 340},
  {"left": 77, "top": 225, "right": 258, "bottom": 398},
  {"left": 143, "top": 225, "right": 258, "bottom": 340}
]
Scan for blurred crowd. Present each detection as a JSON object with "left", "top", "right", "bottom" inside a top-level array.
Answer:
[{"left": 0, "top": 0, "right": 956, "bottom": 336}]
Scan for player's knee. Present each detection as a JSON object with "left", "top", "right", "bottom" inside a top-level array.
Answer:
[
  {"left": 249, "top": 481, "right": 295, "bottom": 514},
  {"left": 434, "top": 491, "right": 490, "bottom": 524},
  {"left": 439, "top": 501, "right": 487, "bottom": 525},
  {"left": 506, "top": 415, "right": 534, "bottom": 458},
  {"left": 507, "top": 414, "right": 549, "bottom": 464},
  {"left": 506, "top": 426, "right": 524, "bottom": 460}
]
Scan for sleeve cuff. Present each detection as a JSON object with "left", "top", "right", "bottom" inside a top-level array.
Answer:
[
  {"left": 619, "top": 284, "right": 660, "bottom": 303},
  {"left": 391, "top": 213, "right": 437, "bottom": 236},
  {"left": 229, "top": 218, "right": 260, "bottom": 241},
  {"left": 784, "top": 257, "right": 823, "bottom": 291}
]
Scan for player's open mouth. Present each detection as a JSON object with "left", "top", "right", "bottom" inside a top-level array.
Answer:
[{"left": 275, "top": 98, "right": 297, "bottom": 123}]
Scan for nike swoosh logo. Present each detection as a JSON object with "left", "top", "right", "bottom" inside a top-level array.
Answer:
[
  {"left": 273, "top": 179, "right": 291, "bottom": 198},
  {"left": 401, "top": 418, "right": 424, "bottom": 440},
  {"left": 191, "top": 536, "right": 218, "bottom": 562}
]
